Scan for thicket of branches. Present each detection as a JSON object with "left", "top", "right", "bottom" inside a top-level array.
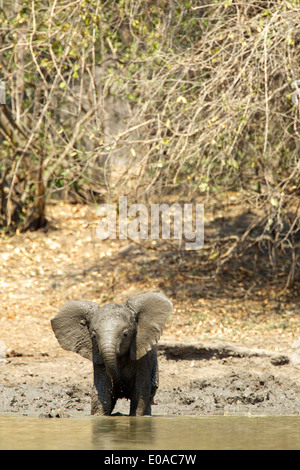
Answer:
[{"left": 0, "top": 0, "right": 299, "bottom": 286}]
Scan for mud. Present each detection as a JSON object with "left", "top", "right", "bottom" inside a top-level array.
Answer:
[{"left": 1, "top": 341, "right": 300, "bottom": 417}]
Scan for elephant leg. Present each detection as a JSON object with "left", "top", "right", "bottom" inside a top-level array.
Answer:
[
  {"left": 150, "top": 355, "right": 159, "bottom": 403},
  {"left": 129, "top": 352, "right": 155, "bottom": 416},
  {"left": 91, "top": 364, "right": 115, "bottom": 416},
  {"left": 129, "top": 384, "right": 152, "bottom": 416}
]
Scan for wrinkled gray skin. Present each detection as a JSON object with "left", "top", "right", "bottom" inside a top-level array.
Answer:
[{"left": 51, "top": 292, "right": 172, "bottom": 416}]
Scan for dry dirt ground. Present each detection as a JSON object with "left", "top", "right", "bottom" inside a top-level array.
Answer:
[{"left": 0, "top": 203, "right": 300, "bottom": 417}]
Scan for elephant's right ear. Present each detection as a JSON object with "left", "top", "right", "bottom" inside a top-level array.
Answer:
[{"left": 51, "top": 300, "right": 98, "bottom": 361}]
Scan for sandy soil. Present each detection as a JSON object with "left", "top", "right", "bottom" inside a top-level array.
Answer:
[{"left": 1, "top": 202, "right": 300, "bottom": 417}]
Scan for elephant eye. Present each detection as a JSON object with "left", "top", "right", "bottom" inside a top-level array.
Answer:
[
  {"left": 91, "top": 330, "right": 96, "bottom": 339},
  {"left": 123, "top": 330, "right": 129, "bottom": 337}
]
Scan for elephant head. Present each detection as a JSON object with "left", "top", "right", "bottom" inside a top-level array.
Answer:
[{"left": 51, "top": 292, "right": 172, "bottom": 385}]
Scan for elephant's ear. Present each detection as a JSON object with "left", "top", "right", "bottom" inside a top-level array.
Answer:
[
  {"left": 125, "top": 292, "right": 173, "bottom": 360},
  {"left": 51, "top": 300, "right": 99, "bottom": 361}
]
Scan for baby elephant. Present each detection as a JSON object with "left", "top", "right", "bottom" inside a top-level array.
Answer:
[{"left": 51, "top": 292, "right": 172, "bottom": 416}]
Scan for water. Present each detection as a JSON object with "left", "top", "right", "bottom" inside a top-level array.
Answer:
[{"left": 0, "top": 415, "right": 300, "bottom": 450}]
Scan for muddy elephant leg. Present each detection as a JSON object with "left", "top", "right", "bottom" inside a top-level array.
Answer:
[
  {"left": 91, "top": 364, "right": 115, "bottom": 416},
  {"left": 129, "top": 383, "right": 152, "bottom": 416},
  {"left": 129, "top": 352, "right": 155, "bottom": 416}
]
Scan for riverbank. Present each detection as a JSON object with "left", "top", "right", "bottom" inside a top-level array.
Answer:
[
  {"left": 1, "top": 341, "right": 299, "bottom": 417},
  {"left": 1, "top": 203, "right": 300, "bottom": 417}
]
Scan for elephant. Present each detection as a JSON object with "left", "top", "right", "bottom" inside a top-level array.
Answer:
[{"left": 51, "top": 292, "right": 172, "bottom": 416}]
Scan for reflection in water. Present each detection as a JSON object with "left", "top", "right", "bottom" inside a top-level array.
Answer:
[
  {"left": 0, "top": 415, "right": 300, "bottom": 450},
  {"left": 91, "top": 417, "right": 155, "bottom": 449}
]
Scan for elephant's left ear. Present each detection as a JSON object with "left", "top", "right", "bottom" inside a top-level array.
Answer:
[{"left": 125, "top": 292, "right": 173, "bottom": 360}]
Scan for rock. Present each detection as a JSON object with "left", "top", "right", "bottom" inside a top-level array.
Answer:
[{"left": 39, "top": 409, "right": 70, "bottom": 418}]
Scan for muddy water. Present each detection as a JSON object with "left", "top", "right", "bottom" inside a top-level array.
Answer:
[{"left": 0, "top": 415, "right": 300, "bottom": 450}]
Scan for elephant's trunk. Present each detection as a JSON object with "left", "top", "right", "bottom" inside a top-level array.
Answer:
[{"left": 100, "top": 341, "right": 119, "bottom": 386}]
